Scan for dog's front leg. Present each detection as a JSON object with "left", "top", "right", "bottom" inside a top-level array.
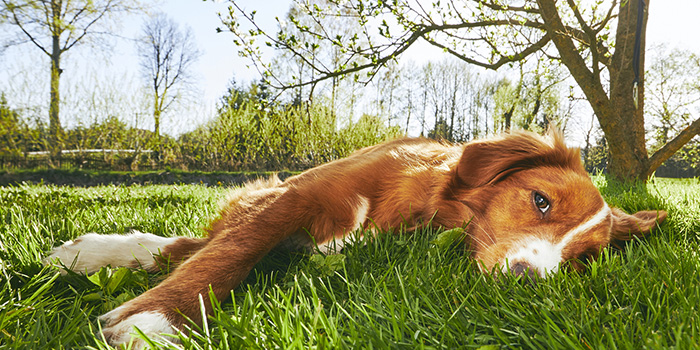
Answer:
[
  {"left": 98, "top": 236, "right": 261, "bottom": 346},
  {"left": 100, "top": 187, "right": 306, "bottom": 347}
]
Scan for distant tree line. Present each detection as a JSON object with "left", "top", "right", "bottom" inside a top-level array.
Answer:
[
  {"left": 2, "top": 62, "right": 699, "bottom": 176},
  {"left": 0, "top": 81, "right": 402, "bottom": 171}
]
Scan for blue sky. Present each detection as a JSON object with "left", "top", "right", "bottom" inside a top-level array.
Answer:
[{"left": 1, "top": 0, "right": 699, "bottom": 136}]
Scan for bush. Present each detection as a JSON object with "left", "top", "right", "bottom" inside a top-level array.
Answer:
[{"left": 178, "top": 98, "right": 403, "bottom": 171}]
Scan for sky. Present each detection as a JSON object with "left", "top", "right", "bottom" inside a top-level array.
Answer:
[{"left": 2, "top": 0, "right": 700, "bottom": 137}]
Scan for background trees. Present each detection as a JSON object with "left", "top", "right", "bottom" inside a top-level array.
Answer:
[
  {"left": 645, "top": 47, "right": 700, "bottom": 150},
  {"left": 177, "top": 79, "right": 402, "bottom": 171},
  {"left": 137, "top": 13, "right": 201, "bottom": 141},
  {"left": 226, "top": 0, "right": 700, "bottom": 181},
  {"left": 0, "top": 0, "right": 143, "bottom": 158}
]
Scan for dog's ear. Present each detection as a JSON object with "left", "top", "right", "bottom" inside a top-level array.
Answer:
[
  {"left": 610, "top": 208, "right": 667, "bottom": 244},
  {"left": 455, "top": 130, "right": 581, "bottom": 189}
]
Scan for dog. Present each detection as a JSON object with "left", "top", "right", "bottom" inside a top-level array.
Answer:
[{"left": 46, "top": 130, "right": 666, "bottom": 347}]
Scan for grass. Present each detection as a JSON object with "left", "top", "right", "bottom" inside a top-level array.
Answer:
[{"left": 1, "top": 176, "right": 699, "bottom": 349}]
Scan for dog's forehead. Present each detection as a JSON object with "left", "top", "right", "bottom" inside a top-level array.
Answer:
[{"left": 519, "top": 166, "right": 601, "bottom": 199}]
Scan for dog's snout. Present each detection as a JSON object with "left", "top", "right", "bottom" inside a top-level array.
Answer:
[{"left": 511, "top": 261, "right": 538, "bottom": 281}]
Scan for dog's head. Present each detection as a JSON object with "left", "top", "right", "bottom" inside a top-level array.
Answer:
[{"left": 445, "top": 130, "right": 666, "bottom": 278}]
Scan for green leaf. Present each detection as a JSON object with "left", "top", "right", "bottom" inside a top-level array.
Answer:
[
  {"left": 82, "top": 292, "right": 103, "bottom": 302},
  {"left": 430, "top": 228, "right": 466, "bottom": 249},
  {"left": 114, "top": 292, "right": 134, "bottom": 305},
  {"left": 309, "top": 254, "right": 325, "bottom": 267},
  {"left": 476, "top": 345, "right": 500, "bottom": 350},
  {"left": 310, "top": 253, "right": 346, "bottom": 276},
  {"left": 87, "top": 267, "right": 110, "bottom": 288},
  {"left": 105, "top": 267, "right": 132, "bottom": 295},
  {"left": 324, "top": 254, "right": 346, "bottom": 271}
]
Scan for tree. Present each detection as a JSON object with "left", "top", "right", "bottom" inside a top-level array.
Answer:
[
  {"left": 409, "top": 59, "right": 485, "bottom": 142},
  {"left": 645, "top": 46, "right": 700, "bottom": 150},
  {"left": 137, "top": 13, "right": 200, "bottom": 141},
  {"left": 492, "top": 61, "right": 567, "bottom": 133},
  {"left": 225, "top": 0, "right": 700, "bottom": 181},
  {"left": 0, "top": 0, "right": 142, "bottom": 158}
]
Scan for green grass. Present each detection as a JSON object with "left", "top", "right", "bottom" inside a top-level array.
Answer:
[{"left": 1, "top": 177, "right": 699, "bottom": 349}]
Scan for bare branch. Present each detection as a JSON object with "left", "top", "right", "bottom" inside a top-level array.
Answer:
[
  {"left": 423, "top": 33, "right": 552, "bottom": 71},
  {"left": 537, "top": 0, "right": 610, "bottom": 111},
  {"left": 647, "top": 116, "right": 700, "bottom": 174},
  {"left": 477, "top": 0, "right": 541, "bottom": 15},
  {"left": 2, "top": 0, "right": 51, "bottom": 56}
]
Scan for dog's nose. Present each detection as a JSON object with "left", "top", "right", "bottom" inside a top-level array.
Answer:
[{"left": 511, "top": 261, "right": 538, "bottom": 281}]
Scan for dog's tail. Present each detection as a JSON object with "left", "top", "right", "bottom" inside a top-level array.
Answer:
[{"left": 44, "top": 231, "right": 209, "bottom": 275}]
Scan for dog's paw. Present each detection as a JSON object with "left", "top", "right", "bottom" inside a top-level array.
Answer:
[
  {"left": 44, "top": 233, "right": 105, "bottom": 274},
  {"left": 100, "top": 303, "right": 177, "bottom": 348},
  {"left": 44, "top": 231, "right": 177, "bottom": 274}
]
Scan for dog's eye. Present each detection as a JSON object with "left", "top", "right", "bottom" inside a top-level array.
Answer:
[{"left": 533, "top": 192, "right": 550, "bottom": 214}]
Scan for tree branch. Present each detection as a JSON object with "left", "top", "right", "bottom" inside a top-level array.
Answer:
[
  {"left": 537, "top": 0, "right": 611, "bottom": 113},
  {"left": 62, "top": 5, "right": 112, "bottom": 52},
  {"left": 564, "top": 0, "right": 603, "bottom": 76},
  {"left": 423, "top": 33, "right": 551, "bottom": 71},
  {"left": 593, "top": 0, "right": 618, "bottom": 33},
  {"left": 477, "top": 0, "right": 541, "bottom": 15},
  {"left": 647, "top": 116, "right": 700, "bottom": 175},
  {"left": 3, "top": 1, "right": 51, "bottom": 57}
]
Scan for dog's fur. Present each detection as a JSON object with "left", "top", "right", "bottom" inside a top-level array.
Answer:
[{"left": 46, "top": 130, "right": 666, "bottom": 347}]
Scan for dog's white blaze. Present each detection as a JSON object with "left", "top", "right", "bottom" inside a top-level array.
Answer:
[
  {"left": 504, "top": 237, "right": 562, "bottom": 274},
  {"left": 352, "top": 195, "right": 370, "bottom": 231},
  {"left": 557, "top": 203, "right": 610, "bottom": 249},
  {"left": 101, "top": 310, "right": 174, "bottom": 347},
  {"left": 45, "top": 231, "right": 178, "bottom": 274},
  {"left": 318, "top": 195, "right": 370, "bottom": 254},
  {"left": 504, "top": 203, "right": 611, "bottom": 275}
]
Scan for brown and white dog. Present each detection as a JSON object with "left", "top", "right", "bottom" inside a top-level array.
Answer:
[{"left": 46, "top": 130, "right": 666, "bottom": 347}]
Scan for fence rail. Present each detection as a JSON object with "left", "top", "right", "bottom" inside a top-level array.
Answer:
[{"left": 0, "top": 151, "right": 158, "bottom": 172}]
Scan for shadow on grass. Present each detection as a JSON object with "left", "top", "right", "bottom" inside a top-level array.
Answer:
[
  {"left": 0, "top": 168, "right": 296, "bottom": 187},
  {"left": 594, "top": 174, "right": 668, "bottom": 212}
]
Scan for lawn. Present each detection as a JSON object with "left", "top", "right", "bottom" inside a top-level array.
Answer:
[{"left": 1, "top": 177, "right": 699, "bottom": 349}]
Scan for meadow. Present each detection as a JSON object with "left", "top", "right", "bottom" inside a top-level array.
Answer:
[{"left": 1, "top": 176, "right": 699, "bottom": 349}]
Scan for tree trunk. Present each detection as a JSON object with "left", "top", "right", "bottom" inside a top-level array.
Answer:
[
  {"left": 331, "top": 76, "right": 337, "bottom": 121},
  {"left": 538, "top": 0, "right": 650, "bottom": 181},
  {"left": 504, "top": 104, "right": 514, "bottom": 131},
  {"left": 153, "top": 106, "right": 163, "bottom": 163},
  {"left": 49, "top": 19, "right": 62, "bottom": 160},
  {"left": 405, "top": 96, "right": 412, "bottom": 135},
  {"left": 448, "top": 73, "right": 458, "bottom": 140},
  {"left": 153, "top": 108, "right": 161, "bottom": 139},
  {"left": 604, "top": 0, "right": 649, "bottom": 180},
  {"left": 526, "top": 97, "right": 541, "bottom": 129}
]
